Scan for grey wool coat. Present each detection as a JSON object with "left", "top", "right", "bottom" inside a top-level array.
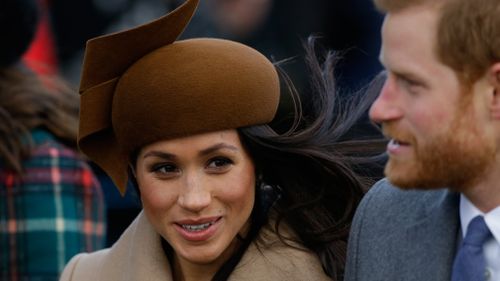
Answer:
[
  {"left": 344, "top": 179, "right": 461, "bottom": 281},
  {"left": 59, "top": 211, "right": 332, "bottom": 281}
]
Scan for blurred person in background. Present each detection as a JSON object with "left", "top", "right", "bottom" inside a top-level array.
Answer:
[
  {"left": 182, "top": 0, "right": 384, "bottom": 92},
  {"left": 0, "top": 0, "right": 106, "bottom": 279}
]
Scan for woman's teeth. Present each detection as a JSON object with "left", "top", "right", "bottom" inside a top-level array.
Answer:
[{"left": 181, "top": 222, "right": 213, "bottom": 232}]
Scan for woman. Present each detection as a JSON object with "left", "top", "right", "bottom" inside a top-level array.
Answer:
[
  {"left": 60, "top": 0, "right": 384, "bottom": 280},
  {"left": 0, "top": 0, "right": 106, "bottom": 279}
]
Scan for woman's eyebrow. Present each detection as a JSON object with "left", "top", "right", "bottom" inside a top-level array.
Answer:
[
  {"left": 199, "top": 143, "right": 238, "bottom": 156},
  {"left": 142, "top": 143, "right": 238, "bottom": 160},
  {"left": 142, "top": 151, "right": 177, "bottom": 160}
]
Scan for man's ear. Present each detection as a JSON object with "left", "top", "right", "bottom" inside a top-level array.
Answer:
[
  {"left": 489, "top": 63, "right": 500, "bottom": 89},
  {"left": 489, "top": 63, "right": 500, "bottom": 119}
]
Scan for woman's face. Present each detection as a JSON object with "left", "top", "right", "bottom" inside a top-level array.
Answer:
[{"left": 135, "top": 129, "right": 255, "bottom": 268}]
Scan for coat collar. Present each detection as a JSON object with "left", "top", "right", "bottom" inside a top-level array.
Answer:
[
  {"left": 384, "top": 189, "right": 461, "bottom": 280},
  {"left": 127, "top": 212, "right": 173, "bottom": 280},
  {"left": 100, "top": 211, "right": 331, "bottom": 281}
]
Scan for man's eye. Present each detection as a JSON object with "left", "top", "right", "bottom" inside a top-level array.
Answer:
[
  {"left": 207, "top": 157, "right": 233, "bottom": 170},
  {"left": 397, "top": 76, "right": 423, "bottom": 94},
  {"left": 399, "top": 76, "right": 417, "bottom": 87}
]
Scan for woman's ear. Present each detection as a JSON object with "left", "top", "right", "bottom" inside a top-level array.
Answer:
[{"left": 129, "top": 163, "right": 137, "bottom": 178}]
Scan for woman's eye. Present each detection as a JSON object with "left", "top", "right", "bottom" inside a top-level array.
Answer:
[
  {"left": 151, "top": 163, "right": 179, "bottom": 175},
  {"left": 207, "top": 157, "right": 233, "bottom": 171}
]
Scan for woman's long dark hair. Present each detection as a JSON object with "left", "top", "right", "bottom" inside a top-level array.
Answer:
[
  {"left": 212, "top": 37, "right": 387, "bottom": 281},
  {"left": 0, "top": 65, "right": 79, "bottom": 175}
]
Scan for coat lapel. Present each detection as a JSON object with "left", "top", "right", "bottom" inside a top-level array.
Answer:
[
  {"left": 387, "top": 190, "right": 460, "bottom": 280},
  {"left": 127, "top": 212, "right": 174, "bottom": 281},
  {"left": 99, "top": 212, "right": 174, "bottom": 281}
]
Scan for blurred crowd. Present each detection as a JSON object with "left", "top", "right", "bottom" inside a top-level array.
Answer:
[{"left": 53, "top": 0, "right": 383, "bottom": 91}]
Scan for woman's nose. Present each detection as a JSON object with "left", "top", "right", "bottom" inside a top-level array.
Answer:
[{"left": 177, "top": 174, "right": 212, "bottom": 212}]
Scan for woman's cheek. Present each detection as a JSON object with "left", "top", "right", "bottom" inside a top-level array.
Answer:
[
  {"left": 140, "top": 180, "right": 178, "bottom": 212},
  {"left": 219, "top": 173, "right": 255, "bottom": 207}
]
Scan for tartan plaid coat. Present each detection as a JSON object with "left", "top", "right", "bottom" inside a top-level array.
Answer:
[{"left": 0, "top": 129, "right": 106, "bottom": 280}]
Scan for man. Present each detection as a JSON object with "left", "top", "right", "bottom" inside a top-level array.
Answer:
[{"left": 344, "top": 0, "right": 500, "bottom": 280}]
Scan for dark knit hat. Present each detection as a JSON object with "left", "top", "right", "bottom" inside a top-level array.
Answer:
[
  {"left": 78, "top": 0, "right": 280, "bottom": 194},
  {"left": 0, "top": 0, "right": 39, "bottom": 68}
]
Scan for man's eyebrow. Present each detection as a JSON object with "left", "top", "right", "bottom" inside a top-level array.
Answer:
[
  {"left": 393, "top": 69, "right": 427, "bottom": 84},
  {"left": 379, "top": 58, "right": 424, "bottom": 83}
]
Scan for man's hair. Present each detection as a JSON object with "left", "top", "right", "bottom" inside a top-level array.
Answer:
[{"left": 374, "top": 0, "right": 500, "bottom": 85}]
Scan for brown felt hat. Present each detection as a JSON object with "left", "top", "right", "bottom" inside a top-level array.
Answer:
[{"left": 78, "top": 0, "right": 280, "bottom": 194}]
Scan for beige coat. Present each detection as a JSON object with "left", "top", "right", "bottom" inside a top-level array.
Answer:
[{"left": 60, "top": 211, "right": 332, "bottom": 281}]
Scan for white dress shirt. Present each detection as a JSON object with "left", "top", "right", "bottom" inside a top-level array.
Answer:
[{"left": 460, "top": 195, "right": 500, "bottom": 281}]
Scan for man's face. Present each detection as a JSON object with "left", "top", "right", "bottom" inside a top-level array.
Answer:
[{"left": 369, "top": 5, "right": 496, "bottom": 190}]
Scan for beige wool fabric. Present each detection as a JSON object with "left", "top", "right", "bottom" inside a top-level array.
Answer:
[
  {"left": 77, "top": 0, "right": 280, "bottom": 194},
  {"left": 59, "top": 212, "right": 332, "bottom": 281}
]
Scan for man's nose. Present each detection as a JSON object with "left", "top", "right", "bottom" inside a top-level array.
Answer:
[{"left": 369, "top": 76, "right": 403, "bottom": 124}]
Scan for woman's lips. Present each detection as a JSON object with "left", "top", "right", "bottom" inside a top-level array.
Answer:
[{"left": 174, "top": 216, "right": 222, "bottom": 242}]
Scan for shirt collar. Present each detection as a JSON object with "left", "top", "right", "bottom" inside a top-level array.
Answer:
[{"left": 460, "top": 194, "right": 500, "bottom": 245}]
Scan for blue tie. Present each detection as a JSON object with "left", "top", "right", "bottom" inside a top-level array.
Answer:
[{"left": 451, "top": 216, "right": 492, "bottom": 281}]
